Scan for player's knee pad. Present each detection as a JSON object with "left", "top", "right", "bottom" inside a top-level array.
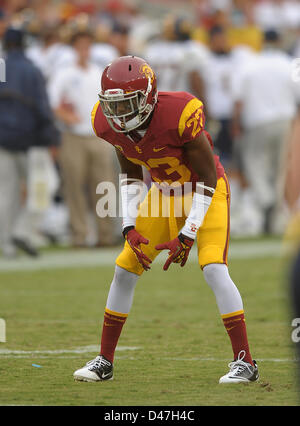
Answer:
[
  {"left": 113, "top": 265, "right": 140, "bottom": 288},
  {"left": 203, "top": 263, "right": 229, "bottom": 289},
  {"left": 202, "top": 263, "right": 243, "bottom": 315},
  {"left": 106, "top": 265, "right": 139, "bottom": 314}
]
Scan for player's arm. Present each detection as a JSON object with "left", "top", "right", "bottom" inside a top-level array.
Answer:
[
  {"left": 183, "top": 132, "right": 217, "bottom": 194},
  {"left": 115, "top": 148, "right": 144, "bottom": 182},
  {"left": 116, "top": 148, "right": 152, "bottom": 271},
  {"left": 180, "top": 131, "right": 217, "bottom": 237}
]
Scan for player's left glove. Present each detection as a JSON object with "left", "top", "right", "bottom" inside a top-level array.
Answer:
[{"left": 155, "top": 233, "right": 194, "bottom": 271}]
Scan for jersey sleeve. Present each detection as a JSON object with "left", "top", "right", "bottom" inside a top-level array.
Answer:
[
  {"left": 91, "top": 101, "right": 101, "bottom": 137},
  {"left": 177, "top": 97, "right": 205, "bottom": 144}
]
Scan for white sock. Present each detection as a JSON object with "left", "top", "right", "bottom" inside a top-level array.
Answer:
[
  {"left": 203, "top": 263, "right": 243, "bottom": 315},
  {"left": 106, "top": 265, "right": 139, "bottom": 314}
]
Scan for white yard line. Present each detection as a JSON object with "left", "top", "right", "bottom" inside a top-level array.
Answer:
[
  {"left": 0, "top": 240, "right": 283, "bottom": 273},
  {"left": 0, "top": 345, "right": 140, "bottom": 355},
  {"left": 0, "top": 344, "right": 297, "bottom": 362}
]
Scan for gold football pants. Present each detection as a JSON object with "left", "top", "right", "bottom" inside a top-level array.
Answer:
[{"left": 116, "top": 175, "right": 230, "bottom": 275}]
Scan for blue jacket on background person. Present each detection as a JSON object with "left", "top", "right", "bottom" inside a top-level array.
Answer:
[{"left": 0, "top": 28, "right": 60, "bottom": 151}]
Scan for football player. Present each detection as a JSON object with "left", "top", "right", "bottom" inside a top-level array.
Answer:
[{"left": 73, "top": 56, "right": 259, "bottom": 384}]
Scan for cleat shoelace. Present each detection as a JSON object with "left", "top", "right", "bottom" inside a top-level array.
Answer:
[
  {"left": 86, "top": 356, "right": 111, "bottom": 371},
  {"left": 227, "top": 350, "right": 253, "bottom": 376}
]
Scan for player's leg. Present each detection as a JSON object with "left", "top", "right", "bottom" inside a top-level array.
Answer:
[
  {"left": 99, "top": 187, "right": 171, "bottom": 363},
  {"left": 73, "top": 265, "right": 139, "bottom": 382},
  {"left": 74, "top": 185, "right": 170, "bottom": 381},
  {"left": 197, "top": 175, "right": 258, "bottom": 383},
  {"left": 101, "top": 266, "right": 139, "bottom": 361}
]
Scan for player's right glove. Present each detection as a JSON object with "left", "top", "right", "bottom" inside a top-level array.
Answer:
[
  {"left": 155, "top": 233, "right": 194, "bottom": 271},
  {"left": 122, "top": 226, "right": 152, "bottom": 271}
]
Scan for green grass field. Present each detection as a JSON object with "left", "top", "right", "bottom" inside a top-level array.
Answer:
[{"left": 0, "top": 237, "right": 299, "bottom": 406}]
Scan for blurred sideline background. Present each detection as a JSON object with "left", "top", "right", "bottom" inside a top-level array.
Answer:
[{"left": 0, "top": 0, "right": 300, "bottom": 258}]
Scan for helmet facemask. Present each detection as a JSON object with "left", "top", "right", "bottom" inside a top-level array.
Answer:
[{"left": 99, "top": 77, "right": 156, "bottom": 133}]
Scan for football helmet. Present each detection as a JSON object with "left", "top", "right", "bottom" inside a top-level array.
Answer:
[{"left": 99, "top": 56, "right": 158, "bottom": 133}]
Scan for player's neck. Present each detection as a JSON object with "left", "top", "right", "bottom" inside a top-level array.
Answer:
[
  {"left": 136, "top": 111, "right": 154, "bottom": 131},
  {"left": 126, "top": 114, "right": 153, "bottom": 143}
]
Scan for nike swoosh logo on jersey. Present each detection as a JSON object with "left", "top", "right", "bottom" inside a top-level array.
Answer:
[{"left": 153, "top": 147, "right": 166, "bottom": 152}]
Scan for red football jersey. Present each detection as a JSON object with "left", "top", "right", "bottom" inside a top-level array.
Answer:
[{"left": 92, "top": 91, "right": 224, "bottom": 189}]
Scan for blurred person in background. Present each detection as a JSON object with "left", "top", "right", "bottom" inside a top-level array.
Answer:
[
  {"left": 144, "top": 15, "right": 208, "bottom": 102},
  {"left": 25, "top": 21, "right": 76, "bottom": 245},
  {"left": 26, "top": 23, "right": 75, "bottom": 86},
  {"left": 194, "top": 0, "right": 263, "bottom": 52},
  {"left": 90, "top": 25, "right": 119, "bottom": 69},
  {"left": 64, "top": 12, "right": 119, "bottom": 68},
  {"left": 26, "top": 13, "right": 118, "bottom": 85},
  {"left": 49, "top": 30, "right": 117, "bottom": 248},
  {"left": 0, "top": 27, "right": 60, "bottom": 258},
  {"left": 109, "top": 20, "right": 130, "bottom": 56},
  {"left": 253, "top": 0, "right": 300, "bottom": 53},
  {"left": 204, "top": 25, "right": 236, "bottom": 170},
  {"left": 226, "top": 0, "right": 263, "bottom": 52},
  {"left": 194, "top": 0, "right": 232, "bottom": 33},
  {"left": 203, "top": 23, "right": 258, "bottom": 236},
  {"left": 124, "top": 0, "right": 161, "bottom": 57},
  {"left": 232, "top": 29, "right": 300, "bottom": 235},
  {"left": 254, "top": 0, "right": 300, "bottom": 34},
  {"left": 25, "top": 11, "right": 118, "bottom": 246}
]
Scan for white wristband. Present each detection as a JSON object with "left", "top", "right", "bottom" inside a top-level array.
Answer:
[
  {"left": 181, "top": 192, "right": 213, "bottom": 239},
  {"left": 121, "top": 181, "right": 143, "bottom": 229}
]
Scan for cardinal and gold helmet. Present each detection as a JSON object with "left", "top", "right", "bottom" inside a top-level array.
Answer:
[{"left": 99, "top": 56, "right": 158, "bottom": 133}]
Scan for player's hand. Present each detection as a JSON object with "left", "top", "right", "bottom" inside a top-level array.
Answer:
[
  {"left": 123, "top": 227, "right": 152, "bottom": 271},
  {"left": 155, "top": 233, "right": 194, "bottom": 271}
]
